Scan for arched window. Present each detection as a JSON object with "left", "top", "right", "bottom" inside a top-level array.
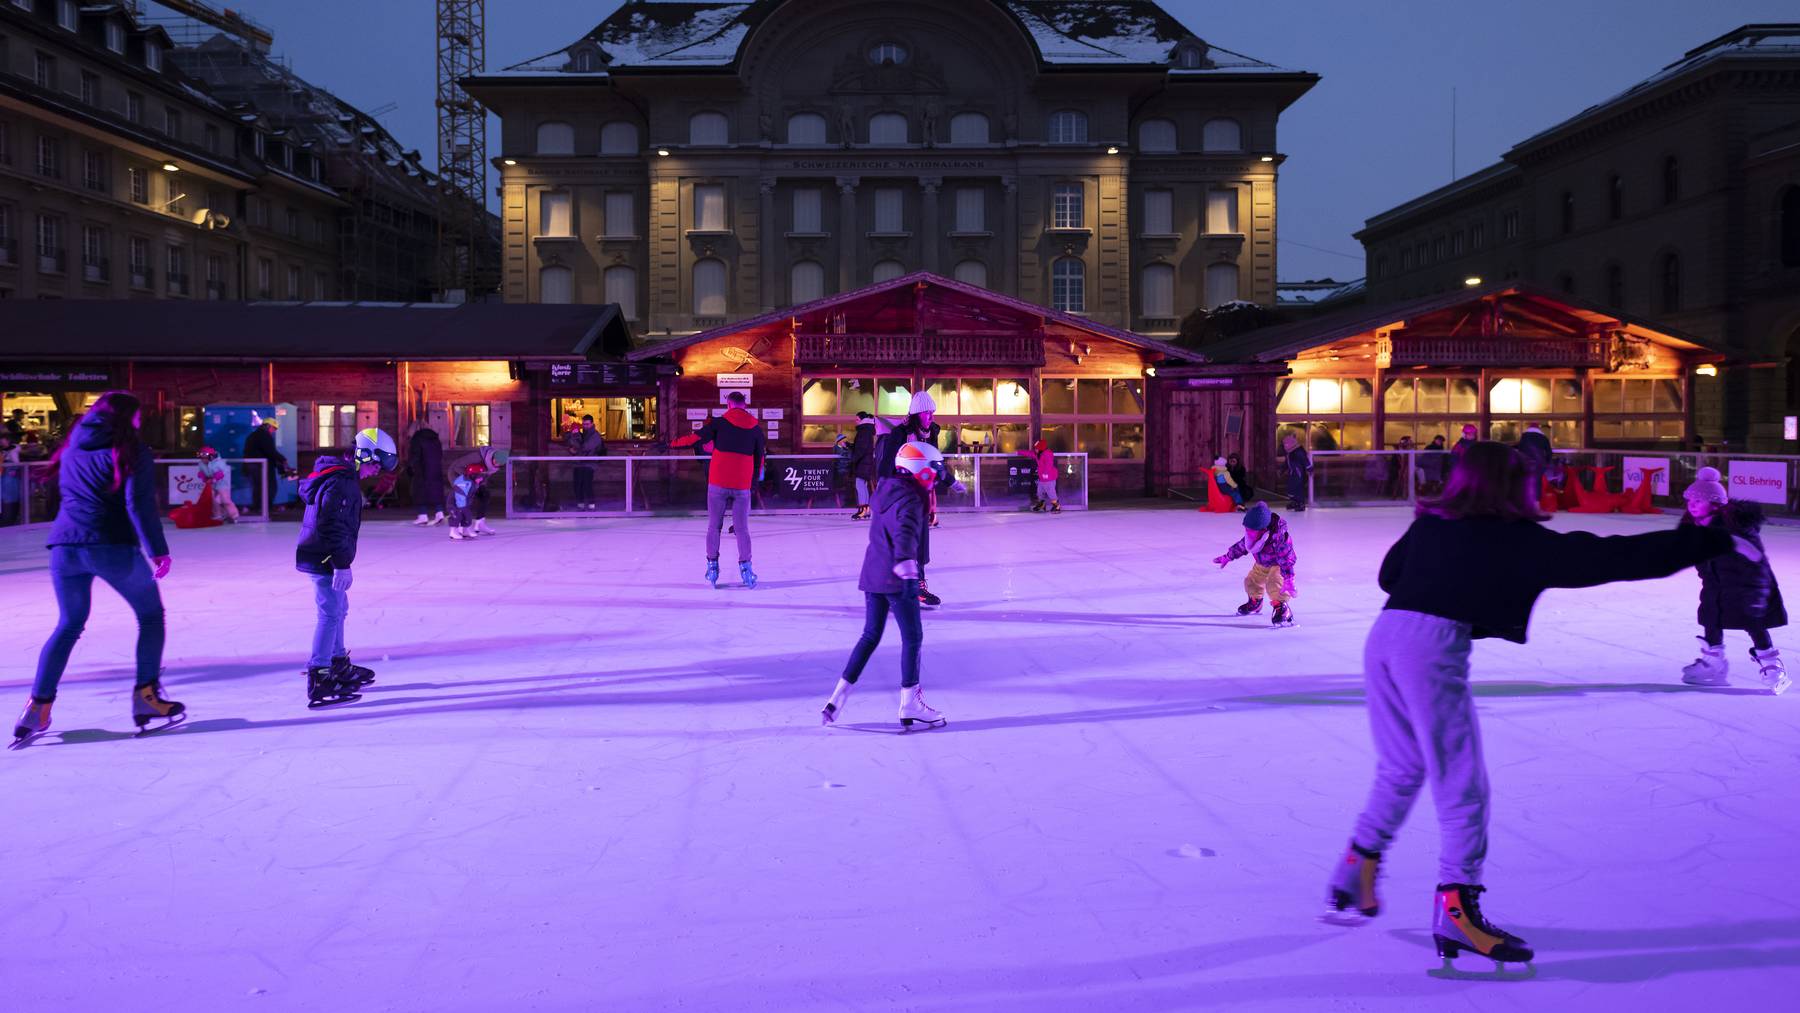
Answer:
[
  {"left": 868, "top": 113, "right": 908, "bottom": 145},
  {"left": 1609, "top": 174, "right": 1624, "bottom": 221},
  {"left": 539, "top": 265, "right": 573, "bottom": 304},
  {"left": 1782, "top": 185, "right": 1800, "bottom": 268},
  {"left": 1204, "top": 262, "right": 1240, "bottom": 308},
  {"left": 1051, "top": 257, "right": 1085, "bottom": 312},
  {"left": 1141, "top": 263, "right": 1175, "bottom": 317},
  {"left": 1660, "top": 253, "right": 1681, "bottom": 311},
  {"left": 600, "top": 122, "right": 638, "bottom": 155},
  {"left": 871, "top": 259, "right": 905, "bottom": 283},
  {"left": 1047, "top": 110, "right": 1087, "bottom": 144},
  {"left": 688, "top": 112, "right": 728, "bottom": 146},
  {"left": 1560, "top": 191, "right": 1576, "bottom": 235},
  {"left": 605, "top": 265, "right": 637, "bottom": 320},
  {"left": 1138, "top": 119, "right": 1177, "bottom": 153},
  {"left": 539, "top": 191, "right": 572, "bottom": 237},
  {"left": 1663, "top": 156, "right": 1680, "bottom": 206},
  {"left": 790, "top": 260, "right": 824, "bottom": 304},
  {"left": 869, "top": 42, "right": 908, "bottom": 66},
  {"left": 535, "top": 121, "right": 574, "bottom": 155},
  {"left": 787, "top": 113, "right": 827, "bottom": 145},
  {"left": 953, "top": 260, "right": 987, "bottom": 287},
  {"left": 948, "top": 112, "right": 989, "bottom": 144},
  {"left": 1604, "top": 262, "right": 1624, "bottom": 307},
  {"left": 1177, "top": 47, "right": 1203, "bottom": 69},
  {"left": 692, "top": 258, "right": 727, "bottom": 316},
  {"left": 1201, "top": 118, "right": 1242, "bottom": 152}
]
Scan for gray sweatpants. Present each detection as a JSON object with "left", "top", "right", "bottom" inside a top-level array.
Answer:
[
  {"left": 706, "top": 484, "right": 752, "bottom": 562},
  {"left": 1351, "top": 609, "right": 1489, "bottom": 885},
  {"left": 1035, "top": 479, "right": 1058, "bottom": 502}
]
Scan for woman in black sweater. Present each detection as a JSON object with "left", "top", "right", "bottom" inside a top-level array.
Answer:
[{"left": 1323, "top": 441, "right": 1744, "bottom": 969}]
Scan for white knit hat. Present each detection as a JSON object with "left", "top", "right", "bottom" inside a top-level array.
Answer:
[
  {"left": 1213, "top": 456, "right": 1228, "bottom": 468},
  {"left": 1684, "top": 466, "right": 1727, "bottom": 504},
  {"left": 908, "top": 390, "right": 936, "bottom": 415}
]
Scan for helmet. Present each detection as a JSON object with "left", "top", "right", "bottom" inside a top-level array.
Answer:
[
  {"left": 353, "top": 427, "right": 398, "bottom": 471},
  {"left": 894, "top": 441, "right": 944, "bottom": 480},
  {"left": 463, "top": 462, "right": 487, "bottom": 478},
  {"left": 198, "top": 446, "right": 219, "bottom": 462}
]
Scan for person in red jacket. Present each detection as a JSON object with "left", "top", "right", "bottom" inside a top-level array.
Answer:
[
  {"left": 1019, "top": 438, "right": 1060, "bottom": 512},
  {"left": 673, "top": 391, "right": 767, "bottom": 588}
]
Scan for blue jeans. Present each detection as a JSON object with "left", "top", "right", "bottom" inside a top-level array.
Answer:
[
  {"left": 840, "top": 588, "right": 924, "bottom": 688},
  {"left": 34, "top": 545, "right": 166, "bottom": 700},
  {"left": 309, "top": 573, "right": 348, "bottom": 669}
]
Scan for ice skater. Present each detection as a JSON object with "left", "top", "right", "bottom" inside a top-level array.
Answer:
[
  {"left": 672, "top": 391, "right": 765, "bottom": 588},
  {"left": 849, "top": 412, "right": 877, "bottom": 520},
  {"left": 295, "top": 427, "right": 396, "bottom": 708},
  {"left": 876, "top": 391, "right": 950, "bottom": 606},
  {"left": 13, "top": 392, "right": 182, "bottom": 745},
  {"left": 1213, "top": 501, "right": 1296, "bottom": 625},
  {"left": 1323, "top": 442, "right": 1749, "bottom": 972},
  {"left": 448, "top": 462, "right": 484, "bottom": 540},
  {"left": 820, "top": 441, "right": 947, "bottom": 731},
  {"left": 1678, "top": 467, "right": 1788, "bottom": 693},
  {"left": 1021, "top": 438, "right": 1060, "bottom": 512},
  {"left": 407, "top": 424, "right": 446, "bottom": 526},
  {"left": 197, "top": 447, "right": 239, "bottom": 523}
]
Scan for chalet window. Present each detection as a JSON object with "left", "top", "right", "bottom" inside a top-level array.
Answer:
[
  {"left": 1143, "top": 189, "right": 1173, "bottom": 234},
  {"left": 604, "top": 265, "right": 637, "bottom": 319},
  {"left": 1041, "top": 376, "right": 1146, "bottom": 459},
  {"left": 599, "top": 121, "right": 637, "bottom": 154},
  {"left": 1663, "top": 156, "right": 1680, "bottom": 206},
  {"left": 688, "top": 111, "right": 728, "bottom": 145},
  {"left": 1140, "top": 263, "right": 1175, "bottom": 318},
  {"left": 604, "top": 191, "right": 635, "bottom": 237},
  {"left": 1047, "top": 110, "right": 1087, "bottom": 144},
  {"left": 1204, "top": 262, "right": 1240, "bottom": 308},
  {"left": 1278, "top": 377, "right": 1376, "bottom": 452},
  {"left": 1205, "top": 189, "right": 1238, "bottom": 234},
  {"left": 552, "top": 396, "right": 658, "bottom": 443},
  {"left": 791, "top": 187, "right": 822, "bottom": 233},
  {"left": 799, "top": 377, "right": 911, "bottom": 446},
  {"left": 452, "top": 404, "right": 490, "bottom": 447},
  {"left": 34, "top": 51, "right": 54, "bottom": 90},
  {"left": 789, "top": 260, "right": 824, "bottom": 304},
  {"left": 1660, "top": 252, "right": 1680, "bottom": 311},
  {"left": 873, "top": 187, "right": 903, "bottom": 233},
  {"left": 1560, "top": 191, "right": 1575, "bottom": 235},
  {"left": 1376, "top": 377, "right": 1481, "bottom": 448},
  {"left": 916, "top": 377, "right": 1033, "bottom": 455},
  {"left": 953, "top": 187, "right": 984, "bottom": 232},
  {"left": 1052, "top": 184, "right": 1083, "bottom": 230},
  {"left": 1201, "top": 118, "right": 1242, "bottom": 152},
  {"left": 692, "top": 258, "right": 726, "bottom": 315},
  {"left": 1592, "top": 378, "right": 1684, "bottom": 442},
  {"left": 1051, "top": 257, "right": 1084, "bottom": 312},
  {"left": 535, "top": 121, "right": 574, "bottom": 155},
  {"left": 1781, "top": 185, "right": 1800, "bottom": 268},
  {"left": 948, "top": 112, "right": 988, "bottom": 144},
  {"left": 539, "top": 265, "right": 573, "bottom": 304},
  {"left": 868, "top": 113, "right": 907, "bottom": 145},
  {"left": 953, "top": 260, "right": 987, "bottom": 287},
  {"left": 871, "top": 259, "right": 905, "bottom": 283},
  {"left": 786, "top": 113, "right": 826, "bottom": 145},
  {"left": 539, "top": 191, "right": 573, "bottom": 237},
  {"left": 316, "top": 404, "right": 357, "bottom": 449},
  {"left": 693, "top": 184, "right": 726, "bottom": 231},
  {"left": 1139, "top": 119, "right": 1176, "bottom": 153}
]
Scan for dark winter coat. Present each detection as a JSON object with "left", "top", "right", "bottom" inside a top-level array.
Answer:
[
  {"left": 859, "top": 475, "right": 930, "bottom": 594},
  {"left": 1683, "top": 503, "right": 1787, "bottom": 631},
  {"left": 672, "top": 408, "right": 765, "bottom": 490},
  {"left": 1516, "top": 429, "right": 1553, "bottom": 472},
  {"left": 243, "top": 424, "right": 288, "bottom": 471},
  {"left": 295, "top": 456, "right": 363, "bottom": 575},
  {"left": 407, "top": 428, "right": 445, "bottom": 507},
  {"left": 1378, "top": 513, "right": 1733, "bottom": 643},
  {"left": 850, "top": 421, "right": 878, "bottom": 481},
  {"left": 565, "top": 426, "right": 607, "bottom": 458},
  {"left": 1227, "top": 462, "right": 1253, "bottom": 500},
  {"left": 1221, "top": 514, "right": 1297, "bottom": 579},
  {"left": 46, "top": 413, "right": 169, "bottom": 558},
  {"left": 1283, "top": 445, "right": 1311, "bottom": 500}
]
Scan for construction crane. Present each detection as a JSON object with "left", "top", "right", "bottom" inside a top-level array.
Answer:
[{"left": 435, "top": 0, "right": 487, "bottom": 301}]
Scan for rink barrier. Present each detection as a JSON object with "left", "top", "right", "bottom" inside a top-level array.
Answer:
[
  {"left": 0, "top": 459, "right": 270, "bottom": 530},
  {"left": 502, "top": 453, "right": 1089, "bottom": 518},
  {"left": 1306, "top": 449, "right": 1800, "bottom": 518}
]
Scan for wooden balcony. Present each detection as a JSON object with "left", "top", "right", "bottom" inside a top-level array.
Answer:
[
  {"left": 795, "top": 332, "right": 1046, "bottom": 366},
  {"left": 1379, "top": 334, "right": 1608, "bottom": 369}
]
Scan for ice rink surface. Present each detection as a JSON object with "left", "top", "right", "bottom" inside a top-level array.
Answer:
[{"left": 3, "top": 504, "right": 1799, "bottom": 1012}]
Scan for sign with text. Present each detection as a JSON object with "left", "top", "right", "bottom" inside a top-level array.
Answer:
[
  {"left": 168, "top": 465, "right": 204, "bottom": 505},
  {"left": 685, "top": 408, "right": 711, "bottom": 420},
  {"left": 716, "top": 373, "right": 754, "bottom": 388},
  {"left": 0, "top": 365, "right": 115, "bottom": 385},
  {"left": 761, "top": 408, "right": 785, "bottom": 420},
  {"left": 1621, "top": 457, "right": 1671, "bottom": 496},
  {"left": 548, "top": 363, "right": 658, "bottom": 387},
  {"left": 1728, "top": 460, "right": 1789, "bottom": 506},
  {"left": 775, "top": 463, "right": 836, "bottom": 499}
]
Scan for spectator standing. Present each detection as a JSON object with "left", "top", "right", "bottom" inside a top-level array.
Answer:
[{"left": 564, "top": 415, "right": 607, "bottom": 511}]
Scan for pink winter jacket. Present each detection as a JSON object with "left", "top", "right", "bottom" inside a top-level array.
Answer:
[{"left": 1020, "top": 447, "right": 1056, "bottom": 481}]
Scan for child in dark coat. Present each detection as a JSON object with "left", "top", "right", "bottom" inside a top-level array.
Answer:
[
  {"left": 1679, "top": 467, "right": 1789, "bottom": 693},
  {"left": 296, "top": 427, "right": 396, "bottom": 708},
  {"left": 1214, "top": 501, "right": 1296, "bottom": 625}
]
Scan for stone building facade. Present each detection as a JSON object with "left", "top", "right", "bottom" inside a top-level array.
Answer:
[
  {"left": 1355, "top": 25, "right": 1800, "bottom": 450},
  {"left": 464, "top": 0, "right": 1316, "bottom": 337}
]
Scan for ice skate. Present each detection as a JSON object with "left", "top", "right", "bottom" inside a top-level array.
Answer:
[
  {"left": 929, "top": 512, "right": 941, "bottom": 528},
  {"left": 821, "top": 678, "right": 854, "bottom": 725},
  {"left": 332, "top": 653, "right": 377, "bottom": 687},
  {"left": 917, "top": 578, "right": 941, "bottom": 609},
  {"left": 449, "top": 526, "right": 467, "bottom": 540},
  {"left": 412, "top": 513, "right": 430, "bottom": 526},
  {"left": 1236, "top": 597, "right": 1264, "bottom": 616},
  {"left": 705, "top": 558, "right": 720, "bottom": 588},
  {"left": 1753, "top": 647, "right": 1790, "bottom": 696},
  {"left": 850, "top": 505, "right": 870, "bottom": 521},
  {"left": 1050, "top": 500, "right": 1061, "bottom": 513},
  {"left": 739, "top": 561, "right": 758, "bottom": 589},
  {"left": 898, "top": 685, "right": 945, "bottom": 731},
  {"left": 306, "top": 666, "right": 362, "bottom": 709},
  {"left": 11, "top": 698, "right": 52, "bottom": 748},
  {"left": 1322, "top": 843, "right": 1382, "bottom": 925},
  {"left": 427, "top": 511, "right": 446, "bottom": 526},
  {"left": 1031, "top": 500, "right": 1046, "bottom": 513},
  {"left": 131, "top": 681, "right": 186, "bottom": 735},
  {"left": 1429, "top": 884, "right": 1534, "bottom": 978},
  {"left": 1272, "top": 602, "right": 1295, "bottom": 627},
  {"left": 474, "top": 518, "right": 497, "bottom": 536},
  {"left": 1681, "top": 639, "right": 1729, "bottom": 686}
]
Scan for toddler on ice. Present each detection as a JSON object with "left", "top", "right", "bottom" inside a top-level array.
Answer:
[
  {"left": 448, "top": 462, "right": 488, "bottom": 540},
  {"left": 1679, "top": 467, "right": 1789, "bottom": 693},
  {"left": 1213, "top": 501, "right": 1297, "bottom": 626},
  {"left": 1212, "top": 456, "right": 1244, "bottom": 509}
]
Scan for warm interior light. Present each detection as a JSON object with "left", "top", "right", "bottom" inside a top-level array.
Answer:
[
  {"left": 656, "top": 148, "right": 671, "bottom": 157},
  {"left": 162, "top": 162, "right": 180, "bottom": 172},
  {"left": 501, "top": 158, "right": 517, "bottom": 166},
  {"left": 1106, "top": 145, "right": 1120, "bottom": 155},
  {"left": 1464, "top": 276, "right": 1482, "bottom": 287},
  {"left": 1695, "top": 364, "right": 1719, "bottom": 377},
  {"left": 1144, "top": 366, "right": 1157, "bottom": 378},
  {"left": 1260, "top": 155, "right": 1274, "bottom": 162}
]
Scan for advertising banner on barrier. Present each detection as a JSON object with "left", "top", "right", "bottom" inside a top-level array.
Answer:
[
  {"left": 1622, "top": 457, "right": 1671, "bottom": 496},
  {"left": 1728, "top": 460, "right": 1788, "bottom": 505},
  {"left": 168, "top": 465, "right": 204, "bottom": 504}
]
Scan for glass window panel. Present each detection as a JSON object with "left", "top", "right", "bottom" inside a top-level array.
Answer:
[
  {"left": 1276, "top": 378, "right": 1308, "bottom": 414},
  {"left": 1623, "top": 380, "right": 1653, "bottom": 414},
  {"left": 1076, "top": 379, "right": 1109, "bottom": 414},
  {"left": 960, "top": 378, "right": 995, "bottom": 415},
  {"left": 801, "top": 424, "right": 840, "bottom": 446},
  {"left": 1593, "top": 379, "right": 1623, "bottom": 413},
  {"left": 1109, "top": 379, "right": 1145, "bottom": 416},
  {"left": 1418, "top": 377, "right": 1449, "bottom": 413},
  {"left": 694, "top": 185, "right": 726, "bottom": 231},
  {"left": 1383, "top": 421, "right": 1416, "bottom": 447},
  {"left": 840, "top": 378, "right": 876, "bottom": 416},
  {"left": 950, "top": 425, "right": 991, "bottom": 452},
  {"left": 925, "top": 379, "right": 959, "bottom": 414},
  {"left": 1653, "top": 379, "right": 1682, "bottom": 413},
  {"left": 1548, "top": 420, "right": 1581, "bottom": 447},
  {"left": 1340, "top": 378, "right": 1373, "bottom": 413},
  {"left": 1306, "top": 378, "right": 1342, "bottom": 414},
  {"left": 801, "top": 378, "right": 838, "bottom": 416},
  {"left": 1593, "top": 420, "right": 1623, "bottom": 440},
  {"left": 877, "top": 379, "right": 911, "bottom": 416},
  {"left": 997, "top": 379, "right": 1031, "bottom": 416},
  {"left": 1205, "top": 189, "right": 1238, "bottom": 234},
  {"left": 1623, "top": 419, "right": 1655, "bottom": 439},
  {"left": 1340, "top": 421, "right": 1373, "bottom": 451},
  {"left": 1449, "top": 378, "right": 1479, "bottom": 413},
  {"left": 1489, "top": 420, "right": 1522, "bottom": 443},
  {"left": 1553, "top": 379, "right": 1582, "bottom": 413},
  {"left": 1520, "top": 378, "right": 1552, "bottom": 415},
  {"left": 1043, "top": 378, "right": 1076, "bottom": 414},
  {"left": 1657, "top": 420, "right": 1685, "bottom": 439},
  {"left": 1488, "top": 378, "right": 1521, "bottom": 414},
  {"left": 1041, "top": 423, "right": 1074, "bottom": 453},
  {"left": 1308, "top": 423, "right": 1342, "bottom": 451},
  {"left": 1076, "top": 423, "right": 1109, "bottom": 458},
  {"left": 1381, "top": 378, "right": 1415, "bottom": 414},
  {"left": 1415, "top": 419, "right": 1455, "bottom": 446},
  {"left": 1111, "top": 422, "right": 1145, "bottom": 459},
  {"left": 995, "top": 423, "right": 1029, "bottom": 453}
]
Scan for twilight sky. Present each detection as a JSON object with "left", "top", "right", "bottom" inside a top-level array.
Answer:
[{"left": 202, "top": 0, "right": 1793, "bottom": 283}]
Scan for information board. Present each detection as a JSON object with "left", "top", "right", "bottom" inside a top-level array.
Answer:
[
  {"left": 774, "top": 463, "right": 837, "bottom": 499},
  {"left": 547, "top": 363, "right": 658, "bottom": 387}
]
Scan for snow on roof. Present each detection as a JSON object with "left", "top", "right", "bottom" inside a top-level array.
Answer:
[{"left": 1002, "top": 1, "right": 1180, "bottom": 64}]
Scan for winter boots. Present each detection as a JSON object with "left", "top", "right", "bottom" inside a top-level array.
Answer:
[
  {"left": 1753, "top": 647, "right": 1791, "bottom": 695},
  {"left": 1432, "top": 884, "right": 1534, "bottom": 967},
  {"left": 898, "top": 685, "right": 945, "bottom": 730},
  {"left": 821, "top": 678, "right": 854, "bottom": 725},
  {"left": 332, "top": 654, "right": 376, "bottom": 688},
  {"left": 11, "top": 697, "right": 51, "bottom": 745},
  {"left": 705, "top": 558, "right": 720, "bottom": 587},
  {"left": 131, "top": 681, "right": 186, "bottom": 733},
  {"left": 1324, "top": 843, "right": 1383, "bottom": 924},
  {"left": 739, "top": 561, "right": 759, "bottom": 589},
  {"left": 1236, "top": 597, "right": 1264, "bottom": 616},
  {"left": 306, "top": 666, "right": 362, "bottom": 709},
  {"left": 1031, "top": 499, "right": 1046, "bottom": 513},
  {"left": 1682, "top": 639, "right": 1729, "bottom": 686}
]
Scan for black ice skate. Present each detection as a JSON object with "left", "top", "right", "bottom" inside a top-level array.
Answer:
[
  {"left": 1429, "top": 884, "right": 1535, "bottom": 979},
  {"left": 11, "top": 698, "right": 52, "bottom": 749},
  {"left": 1236, "top": 597, "right": 1265, "bottom": 616},
  {"left": 1272, "top": 602, "right": 1295, "bottom": 627},
  {"left": 132, "top": 680, "right": 187, "bottom": 735},
  {"left": 917, "top": 578, "right": 941, "bottom": 609},
  {"left": 1322, "top": 842, "right": 1382, "bottom": 925},
  {"left": 306, "top": 666, "right": 362, "bottom": 709},
  {"left": 332, "top": 654, "right": 376, "bottom": 687}
]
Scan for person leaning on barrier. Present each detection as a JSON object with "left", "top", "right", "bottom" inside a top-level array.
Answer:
[{"left": 563, "top": 415, "right": 607, "bottom": 511}]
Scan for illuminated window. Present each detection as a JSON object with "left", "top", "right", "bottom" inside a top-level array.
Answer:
[
  {"left": 452, "top": 404, "right": 490, "bottom": 447},
  {"left": 1052, "top": 184, "right": 1083, "bottom": 229},
  {"left": 1205, "top": 189, "right": 1237, "bottom": 234},
  {"left": 693, "top": 184, "right": 726, "bottom": 231},
  {"left": 316, "top": 404, "right": 357, "bottom": 448},
  {"left": 539, "top": 191, "right": 572, "bottom": 237}
]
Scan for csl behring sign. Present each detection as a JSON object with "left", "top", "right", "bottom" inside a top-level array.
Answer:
[{"left": 1727, "top": 460, "right": 1789, "bottom": 506}]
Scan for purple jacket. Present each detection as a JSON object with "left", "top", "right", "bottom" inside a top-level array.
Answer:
[
  {"left": 858, "top": 475, "right": 929, "bottom": 594},
  {"left": 1222, "top": 514, "right": 1297, "bottom": 580}
]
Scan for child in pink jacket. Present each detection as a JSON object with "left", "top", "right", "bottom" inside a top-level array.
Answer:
[{"left": 1019, "top": 439, "right": 1059, "bottom": 512}]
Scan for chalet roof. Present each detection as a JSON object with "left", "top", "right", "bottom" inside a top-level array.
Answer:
[
  {"left": 490, "top": 0, "right": 1299, "bottom": 75},
  {"left": 1198, "top": 284, "right": 1731, "bottom": 365},
  {"left": 0, "top": 302, "right": 632, "bottom": 362},
  {"left": 625, "top": 270, "right": 1206, "bottom": 363}
]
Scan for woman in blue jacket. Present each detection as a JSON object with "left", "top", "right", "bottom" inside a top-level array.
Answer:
[{"left": 13, "top": 391, "right": 182, "bottom": 744}]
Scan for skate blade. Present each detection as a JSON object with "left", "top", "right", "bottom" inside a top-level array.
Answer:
[
  {"left": 9, "top": 731, "right": 47, "bottom": 750},
  {"left": 1318, "top": 908, "right": 1375, "bottom": 928},
  {"left": 134, "top": 712, "right": 188, "bottom": 737},
  {"left": 821, "top": 704, "right": 839, "bottom": 726},
  {"left": 899, "top": 717, "right": 947, "bottom": 732},
  {"left": 307, "top": 693, "right": 363, "bottom": 710},
  {"left": 1428, "top": 957, "right": 1536, "bottom": 981}
]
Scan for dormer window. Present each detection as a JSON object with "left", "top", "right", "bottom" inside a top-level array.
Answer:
[
  {"left": 145, "top": 42, "right": 163, "bottom": 73},
  {"left": 57, "top": 1, "right": 78, "bottom": 32},
  {"left": 869, "top": 42, "right": 908, "bottom": 66},
  {"left": 1176, "top": 46, "right": 1204, "bottom": 69},
  {"left": 106, "top": 21, "right": 126, "bottom": 53},
  {"left": 570, "top": 47, "right": 600, "bottom": 72}
]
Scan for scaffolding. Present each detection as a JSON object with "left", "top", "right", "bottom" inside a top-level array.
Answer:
[{"left": 435, "top": 0, "right": 489, "bottom": 301}]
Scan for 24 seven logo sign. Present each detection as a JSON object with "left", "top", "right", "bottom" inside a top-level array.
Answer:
[{"left": 782, "top": 465, "right": 833, "bottom": 495}]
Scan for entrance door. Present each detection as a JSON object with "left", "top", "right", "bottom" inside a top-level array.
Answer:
[{"left": 1165, "top": 388, "right": 1253, "bottom": 494}]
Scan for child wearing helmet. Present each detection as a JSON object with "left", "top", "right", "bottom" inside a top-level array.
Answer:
[
  {"left": 820, "top": 439, "right": 948, "bottom": 731},
  {"left": 196, "top": 446, "right": 238, "bottom": 523},
  {"left": 295, "top": 427, "right": 395, "bottom": 708},
  {"left": 448, "top": 461, "right": 489, "bottom": 540},
  {"left": 1019, "top": 437, "right": 1060, "bottom": 513}
]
